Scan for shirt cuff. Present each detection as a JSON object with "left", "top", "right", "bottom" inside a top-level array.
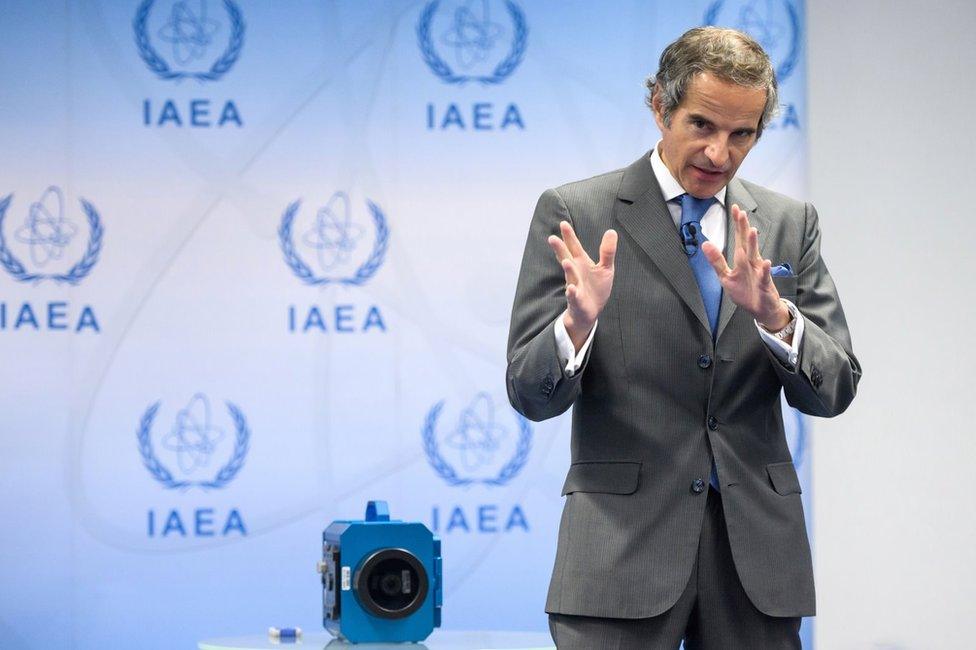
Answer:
[
  {"left": 755, "top": 299, "right": 804, "bottom": 369},
  {"left": 554, "top": 312, "right": 598, "bottom": 376}
]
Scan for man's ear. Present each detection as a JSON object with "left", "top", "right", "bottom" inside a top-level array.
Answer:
[{"left": 651, "top": 86, "right": 667, "bottom": 133}]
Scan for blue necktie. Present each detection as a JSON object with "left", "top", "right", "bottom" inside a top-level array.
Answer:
[
  {"left": 679, "top": 193, "right": 722, "bottom": 337},
  {"left": 678, "top": 193, "right": 722, "bottom": 490}
]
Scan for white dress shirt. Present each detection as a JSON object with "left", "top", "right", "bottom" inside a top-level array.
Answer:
[{"left": 554, "top": 143, "right": 804, "bottom": 374}]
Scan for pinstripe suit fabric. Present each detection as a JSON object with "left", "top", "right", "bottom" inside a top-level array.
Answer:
[{"left": 548, "top": 488, "right": 801, "bottom": 649}]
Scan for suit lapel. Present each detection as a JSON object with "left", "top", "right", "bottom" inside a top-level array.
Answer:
[
  {"left": 715, "top": 178, "right": 767, "bottom": 343},
  {"left": 615, "top": 154, "right": 711, "bottom": 335}
]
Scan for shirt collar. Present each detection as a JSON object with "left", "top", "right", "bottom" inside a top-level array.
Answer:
[{"left": 649, "top": 141, "right": 727, "bottom": 206}]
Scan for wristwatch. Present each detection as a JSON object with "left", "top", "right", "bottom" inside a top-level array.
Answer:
[{"left": 762, "top": 300, "right": 797, "bottom": 340}]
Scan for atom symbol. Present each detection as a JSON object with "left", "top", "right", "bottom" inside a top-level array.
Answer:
[
  {"left": 301, "top": 192, "right": 365, "bottom": 273},
  {"left": 737, "top": 0, "right": 785, "bottom": 52},
  {"left": 161, "top": 394, "right": 226, "bottom": 475},
  {"left": 14, "top": 186, "right": 78, "bottom": 268},
  {"left": 157, "top": 0, "right": 220, "bottom": 66},
  {"left": 441, "top": 0, "right": 505, "bottom": 70},
  {"left": 444, "top": 393, "right": 509, "bottom": 471}
]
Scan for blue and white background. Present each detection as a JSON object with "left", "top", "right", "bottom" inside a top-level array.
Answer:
[{"left": 0, "top": 1, "right": 811, "bottom": 647}]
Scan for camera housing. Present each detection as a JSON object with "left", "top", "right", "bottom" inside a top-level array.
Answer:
[{"left": 319, "top": 501, "right": 442, "bottom": 643}]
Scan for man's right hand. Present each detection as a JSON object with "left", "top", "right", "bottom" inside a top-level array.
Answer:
[{"left": 547, "top": 221, "right": 618, "bottom": 352}]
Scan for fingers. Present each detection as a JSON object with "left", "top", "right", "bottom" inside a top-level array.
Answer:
[
  {"left": 550, "top": 225, "right": 615, "bottom": 289},
  {"left": 566, "top": 283, "right": 578, "bottom": 304},
  {"left": 550, "top": 223, "right": 614, "bottom": 268},
  {"left": 760, "top": 258, "right": 774, "bottom": 289},
  {"left": 701, "top": 241, "right": 730, "bottom": 278},
  {"left": 559, "top": 221, "right": 590, "bottom": 262},
  {"left": 548, "top": 235, "right": 581, "bottom": 286},
  {"left": 732, "top": 204, "right": 761, "bottom": 261},
  {"left": 747, "top": 226, "right": 760, "bottom": 261},
  {"left": 560, "top": 257, "right": 581, "bottom": 287},
  {"left": 598, "top": 229, "right": 617, "bottom": 269},
  {"left": 733, "top": 204, "right": 750, "bottom": 253},
  {"left": 565, "top": 283, "right": 590, "bottom": 319},
  {"left": 547, "top": 233, "right": 571, "bottom": 262}
]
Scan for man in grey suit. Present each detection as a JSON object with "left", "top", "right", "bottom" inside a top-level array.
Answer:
[{"left": 506, "top": 27, "right": 860, "bottom": 648}]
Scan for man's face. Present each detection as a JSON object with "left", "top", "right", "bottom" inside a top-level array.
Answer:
[{"left": 653, "top": 72, "right": 766, "bottom": 198}]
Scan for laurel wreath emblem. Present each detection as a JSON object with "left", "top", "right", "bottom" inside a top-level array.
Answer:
[
  {"left": 134, "top": 0, "right": 245, "bottom": 82},
  {"left": 422, "top": 400, "right": 533, "bottom": 487},
  {"left": 278, "top": 199, "right": 389, "bottom": 287},
  {"left": 704, "top": 0, "right": 800, "bottom": 82},
  {"left": 136, "top": 399, "right": 250, "bottom": 490},
  {"left": 417, "top": 0, "right": 528, "bottom": 85},
  {"left": 0, "top": 193, "right": 104, "bottom": 285}
]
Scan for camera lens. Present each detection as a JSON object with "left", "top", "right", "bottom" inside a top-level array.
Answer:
[
  {"left": 379, "top": 572, "right": 402, "bottom": 596},
  {"left": 355, "top": 549, "right": 429, "bottom": 619}
]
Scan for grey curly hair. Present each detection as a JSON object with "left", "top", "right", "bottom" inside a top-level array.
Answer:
[{"left": 645, "top": 27, "right": 778, "bottom": 137}]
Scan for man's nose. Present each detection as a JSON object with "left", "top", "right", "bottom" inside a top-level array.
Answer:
[{"left": 705, "top": 137, "right": 730, "bottom": 169}]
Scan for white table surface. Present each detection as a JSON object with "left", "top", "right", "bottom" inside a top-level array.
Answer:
[{"left": 198, "top": 630, "right": 555, "bottom": 650}]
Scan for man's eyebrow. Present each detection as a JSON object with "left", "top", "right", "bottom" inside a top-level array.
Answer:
[
  {"left": 686, "top": 113, "right": 713, "bottom": 125},
  {"left": 687, "top": 113, "right": 757, "bottom": 134}
]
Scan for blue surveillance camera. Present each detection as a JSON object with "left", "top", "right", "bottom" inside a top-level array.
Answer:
[{"left": 318, "top": 501, "right": 442, "bottom": 643}]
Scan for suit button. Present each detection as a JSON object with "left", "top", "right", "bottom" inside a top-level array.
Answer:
[
  {"left": 707, "top": 416, "right": 718, "bottom": 431},
  {"left": 697, "top": 354, "right": 712, "bottom": 369},
  {"left": 541, "top": 375, "right": 555, "bottom": 396},
  {"left": 811, "top": 366, "right": 823, "bottom": 388},
  {"left": 692, "top": 478, "right": 706, "bottom": 493}
]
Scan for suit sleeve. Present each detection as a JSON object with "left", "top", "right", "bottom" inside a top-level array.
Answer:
[
  {"left": 506, "top": 188, "right": 593, "bottom": 422},
  {"left": 766, "top": 202, "right": 862, "bottom": 417}
]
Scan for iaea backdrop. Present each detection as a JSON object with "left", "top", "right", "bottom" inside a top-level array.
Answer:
[{"left": 0, "top": 1, "right": 809, "bottom": 647}]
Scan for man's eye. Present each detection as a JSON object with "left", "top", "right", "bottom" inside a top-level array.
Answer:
[{"left": 692, "top": 120, "right": 707, "bottom": 130}]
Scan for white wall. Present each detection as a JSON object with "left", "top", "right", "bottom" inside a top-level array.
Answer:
[{"left": 807, "top": 1, "right": 976, "bottom": 647}]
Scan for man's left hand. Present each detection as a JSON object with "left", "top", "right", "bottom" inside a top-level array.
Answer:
[{"left": 701, "top": 204, "right": 790, "bottom": 330}]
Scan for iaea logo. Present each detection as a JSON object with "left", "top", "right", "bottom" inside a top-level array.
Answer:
[
  {"left": 423, "top": 392, "right": 532, "bottom": 487},
  {"left": 0, "top": 187, "right": 103, "bottom": 285},
  {"left": 134, "top": 0, "right": 245, "bottom": 82},
  {"left": 278, "top": 191, "right": 390, "bottom": 287},
  {"left": 417, "top": 0, "right": 528, "bottom": 85},
  {"left": 704, "top": 0, "right": 801, "bottom": 82},
  {"left": 137, "top": 393, "right": 250, "bottom": 490}
]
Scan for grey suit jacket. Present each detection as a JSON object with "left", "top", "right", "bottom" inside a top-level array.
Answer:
[{"left": 506, "top": 152, "right": 861, "bottom": 619}]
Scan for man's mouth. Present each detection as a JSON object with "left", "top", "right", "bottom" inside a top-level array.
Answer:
[{"left": 692, "top": 165, "right": 726, "bottom": 178}]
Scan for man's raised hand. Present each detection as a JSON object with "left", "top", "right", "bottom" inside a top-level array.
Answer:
[
  {"left": 700, "top": 204, "right": 791, "bottom": 330},
  {"left": 547, "top": 221, "right": 617, "bottom": 350}
]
